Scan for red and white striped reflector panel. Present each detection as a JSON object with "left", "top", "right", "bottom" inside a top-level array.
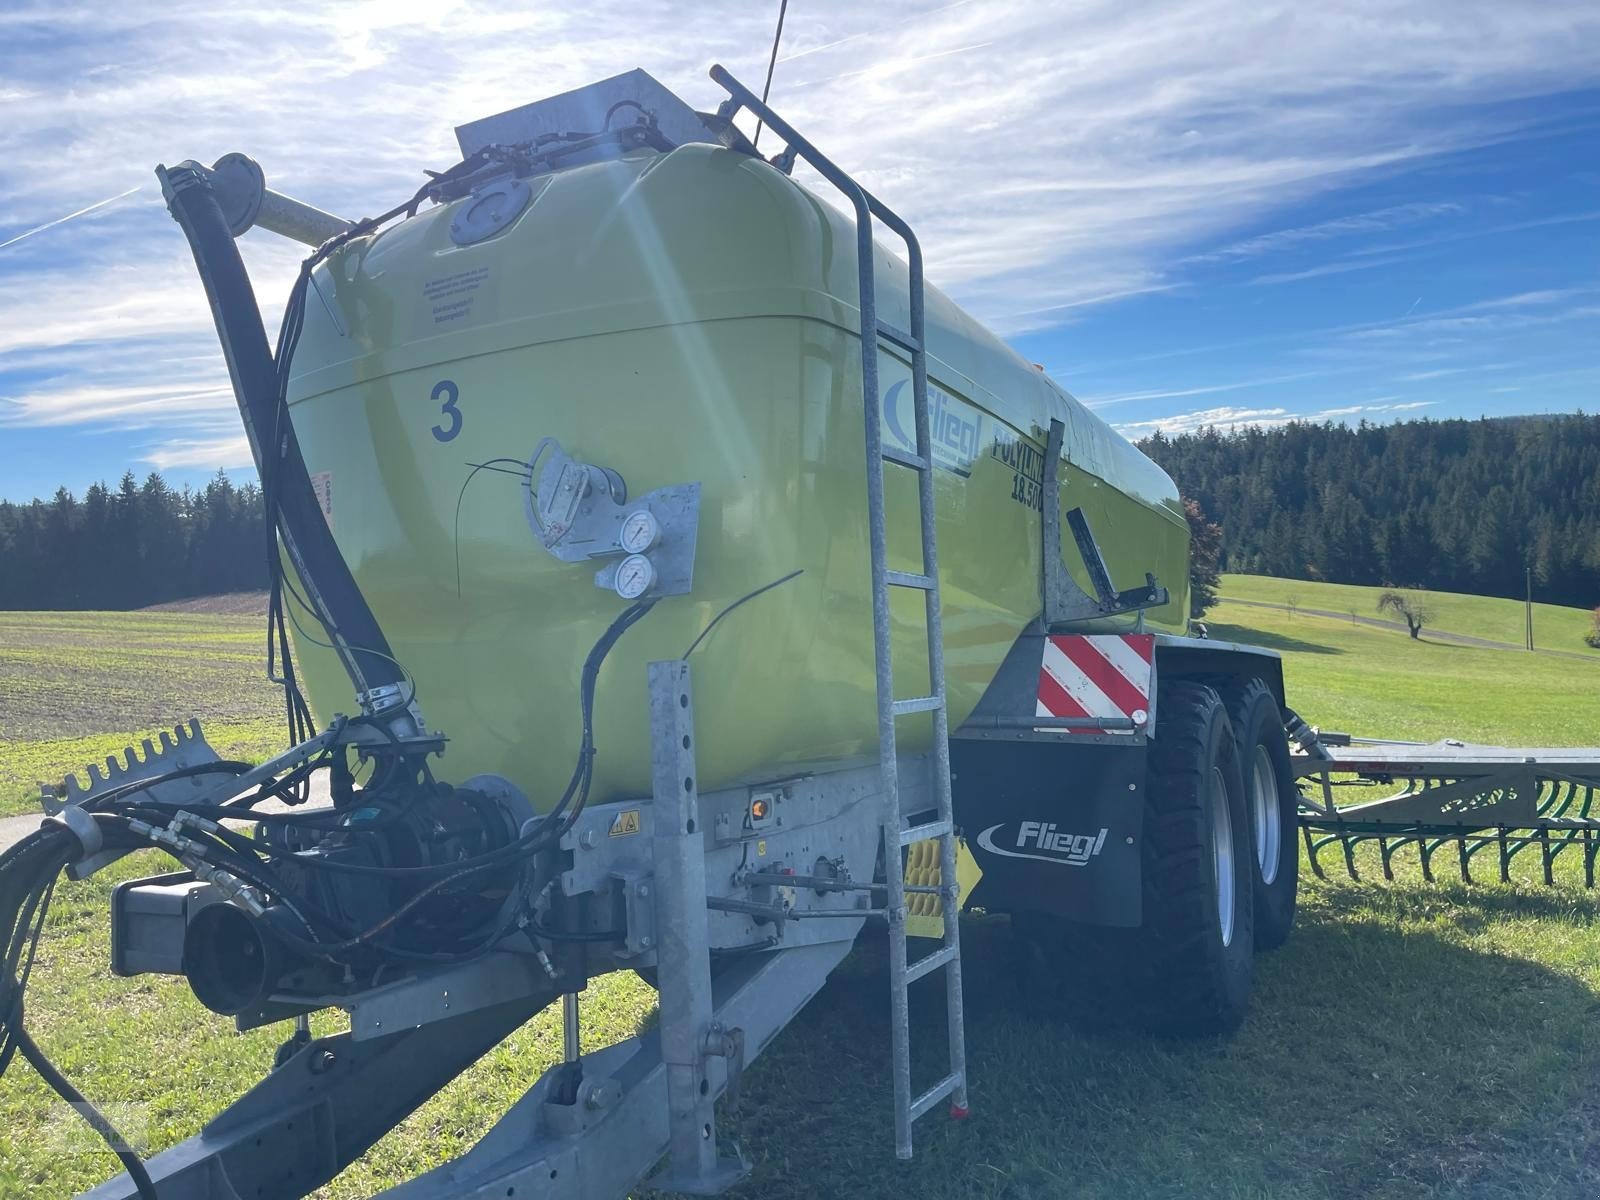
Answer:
[{"left": 1037, "top": 634, "right": 1155, "bottom": 736}]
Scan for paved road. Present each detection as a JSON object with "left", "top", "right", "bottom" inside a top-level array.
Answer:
[{"left": 1221, "top": 597, "right": 1600, "bottom": 663}]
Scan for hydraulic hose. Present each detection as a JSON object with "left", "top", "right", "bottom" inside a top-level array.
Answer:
[{"left": 156, "top": 161, "right": 404, "bottom": 695}]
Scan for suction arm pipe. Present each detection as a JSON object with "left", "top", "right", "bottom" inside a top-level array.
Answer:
[
  {"left": 156, "top": 160, "right": 405, "bottom": 699},
  {"left": 196, "top": 152, "right": 354, "bottom": 248}
]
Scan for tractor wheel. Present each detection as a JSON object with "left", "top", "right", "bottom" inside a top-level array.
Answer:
[
  {"left": 1213, "top": 676, "right": 1299, "bottom": 950},
  {"left": 1011, "top": 681, "right": 1254, "bottom": 1036},
  {"left": 1124, "top": 680, "right": 1254, "bottom": 1035}
]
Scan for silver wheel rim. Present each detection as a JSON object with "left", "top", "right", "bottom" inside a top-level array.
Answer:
[
  {"left": 1210, "top": 766, "right": 1236, "bottom": 948},
  {"left": 1251, "top": 744, "right": 1282, "bottom": 886}
]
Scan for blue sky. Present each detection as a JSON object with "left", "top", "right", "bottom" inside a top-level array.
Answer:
[{"left": 1, "top": 1, "right": 1596, "bottom": 502}]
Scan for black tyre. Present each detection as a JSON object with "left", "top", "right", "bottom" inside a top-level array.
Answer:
[
  {"left": 1126, "top": 680, "right": 1254, "bottom": 1034},
  {"left": 1012, "top": 681, "right": 1254, "bottom": 1036},
  {"left": 1214, "top": 676, "right": 1299, "bottom": 950}
]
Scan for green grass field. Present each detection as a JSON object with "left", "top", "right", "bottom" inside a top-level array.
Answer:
[
  {"left": 1222, "top": 572, "right": 1600, "bottom": 656},
  {"left": 3, "top": 596, "right": 1599, "bottom": 1198},
  {"left": 0, "top": 610, "right": 283, "bottom": 817}
]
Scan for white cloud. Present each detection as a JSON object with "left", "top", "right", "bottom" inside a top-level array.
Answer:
[
  {"left": 142, "top": 434, "right": 254, "bottom": 471},
  {"left": 1, "top": 0, "right": 1598, "bottom": 477},
  {"left": 1083, "top": 371, "right": 1319, "bottom": 408},
  {"left": 1187, "top": 201, "right": 1465, "bottom": 266},
  {"left": 1115, "top": 399, "right": 1439, "bottom": 438}
]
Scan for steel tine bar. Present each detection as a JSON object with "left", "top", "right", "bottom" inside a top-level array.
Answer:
[
  {"left": 1585, "top": 829, "right": 1597, "bottom": 889},
  {"left": 1378, "top": 834, "right": 1395, "bottom": 882},
  {"left": 1457, "top": 835, "right": 1472, "bottom": 884},
  {"left": 1540, "top": 827, "right": 1555, "bottom": 885},
  {"left": 1499, "top": 826, "right": 1512, "bottom": 882},
  {"left": 1303, "top": 823, "right": 1327, "bottom": 880},
  {"left": 1338, "top": 822, "right": 1360, "bottom": 881},
  {"left": 1418, "top": 835, "right": 1434, "bottom": 884}
]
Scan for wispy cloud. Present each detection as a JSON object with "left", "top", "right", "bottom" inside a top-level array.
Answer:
[
  {"left": 1084, "top": 371, "right": 1319, "bottom": 408},
  {"left": 2, "top": 0, "right": 1598, "bottom": 485},
  {"left": 1186, "top": 201, "right": 1464, "bottom": 266},
  {"left": 142, "top": 434, "right": 253, "bottom": 471},
  {"left": 1115, "top": 399, "right": 1438, "bottom": 438}
]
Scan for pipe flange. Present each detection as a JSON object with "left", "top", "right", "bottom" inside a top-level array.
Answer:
[
  {"left": 450, "top": 177, "right": 532, "bottom": 246},
  {"left": 209, "top": 152, "right": 267, "bottom": 238}
]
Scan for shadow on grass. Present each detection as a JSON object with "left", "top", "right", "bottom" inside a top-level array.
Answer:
[
  {"left": 689, "top": 905, "right": 1600, "bottom": 1200},
  {"left": 1206, "top": 621, "right": 1343, "bottom": 656},
  {"left": 1304, "top": 872, "right": 1600, "bottom": 933}
]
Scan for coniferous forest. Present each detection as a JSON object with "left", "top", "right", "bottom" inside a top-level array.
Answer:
[
  {"left": 2, "top": 415, "right": 1597, "bottom": 611},
  {"left": 1140, "top": 414, "right": 1600, "bottom": 610},
  {"left": 0, "top": 472, "right": 265, "bottom": 610}
]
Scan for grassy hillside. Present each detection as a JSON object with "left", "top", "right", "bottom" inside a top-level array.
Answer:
[
  {"left": 1207, "top": 597, "right": 1600, "bottom": 744},
  {"left": 0, "top": 611, "right": 283, "bottom": 817},
  {"left": 1222, "top": 573, "right": 1600, "bottom": 655},
  {"left": 2, "top": 605, "right": 1599, "bottom": 1198}
]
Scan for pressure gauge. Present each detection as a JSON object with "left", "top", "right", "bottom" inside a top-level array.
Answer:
[
  {"left": 613, "top": 554, "right": 656, "bottom": 599},
  {"left": 618, "top": 508, "right": 660, "bottom": 554}
]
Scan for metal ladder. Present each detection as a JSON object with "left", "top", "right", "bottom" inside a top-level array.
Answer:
[{"left": 711, "top": 65, "right": 969, "bottom": 1160}]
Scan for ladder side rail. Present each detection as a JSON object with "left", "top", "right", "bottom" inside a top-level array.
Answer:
[
  {"left": 710, "top": 61, "right": 966, "bottom": 1155},
  {"left": 898, "top": 228, "right": 969, "bottom": 1120},
  {"left": 709, "top": 59, "right": 915, "bottom": 1150}
]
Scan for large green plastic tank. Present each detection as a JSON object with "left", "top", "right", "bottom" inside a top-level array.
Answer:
[{"left": 285, "top": 140, "right": 1190, "bottom": 811}]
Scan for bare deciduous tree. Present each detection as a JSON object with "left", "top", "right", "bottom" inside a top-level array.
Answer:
[{"left": 1378, "top": 589, "right": 1432, "bottom": 639}]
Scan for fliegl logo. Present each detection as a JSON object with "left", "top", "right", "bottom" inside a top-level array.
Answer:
[
  {"left": 882, "top": 380, "right": 981, "bottom": 477},
  {"left": 977, "top": 821, "right": 1109, "bottom": 867}
]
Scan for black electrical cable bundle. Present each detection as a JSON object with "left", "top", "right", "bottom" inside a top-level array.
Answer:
[{"left": 0, "top": 822, "right": 159, "bottom": 1199}]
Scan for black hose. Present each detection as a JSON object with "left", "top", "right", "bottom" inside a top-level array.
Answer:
[
  {"left": 12, "top": 1025, "right": 158, "bottom": 1200},
  {"left": 0, "top": 827, "right": 157, "bottom": 1198},
  {"left": 158, "top": 161, "right": 404, "bottom": 695}
]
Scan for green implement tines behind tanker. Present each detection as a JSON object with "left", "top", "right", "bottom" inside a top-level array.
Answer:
[{"left": 284, "top": 141, "right": 1190, "bottom": 810}]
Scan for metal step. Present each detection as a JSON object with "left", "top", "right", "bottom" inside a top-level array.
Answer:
[
  {"left": 882, "top": 445, "right": 928, "bottom": 471},
  {"left": 875, "top": 319, "right": 922, "bottom": 354},
  {"left": 900, "top": 819, "right": 952, "bottom": 846},
  {"left": 891, "top": 695, "right": 942, "bottom": 716},
  {"left": 909, "top": 1071, "right": 964, "bottom": 1121},
  {"left": 885, "top": 570, "right": 935, "bottom": 590},
  {"left": 905, "top": 943, "right": 958, "bottom": 984}
]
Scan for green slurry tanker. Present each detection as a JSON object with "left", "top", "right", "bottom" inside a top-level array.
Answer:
[{"left": 8, "top": 66, "right": 1599, "bottom": 1200}]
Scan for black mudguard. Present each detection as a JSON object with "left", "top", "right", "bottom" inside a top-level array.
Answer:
[{"left": 953, "top": 739, "right": 1144, "bottom": 928}]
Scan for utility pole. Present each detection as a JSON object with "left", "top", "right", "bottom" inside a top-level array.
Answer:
[{"left": 1526, "top": 565, "right": 1534, "bottom": 652}]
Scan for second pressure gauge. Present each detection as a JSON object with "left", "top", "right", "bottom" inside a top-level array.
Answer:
[
  {"left": 618, "top": 508, "right": 660, "bottom": 554},
  {"left": 613, "top": 554, "right": 656, "bottom": 599}
]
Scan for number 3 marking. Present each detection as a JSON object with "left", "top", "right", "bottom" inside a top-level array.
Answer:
[{"left": 431, "top": 380, "right": 462, "bottom": 442}]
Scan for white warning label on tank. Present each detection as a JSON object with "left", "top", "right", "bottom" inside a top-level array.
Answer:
[
  {"left": 422, "top": 266, "right": 490, "bottom": 326},
  {"left": 310, "top": 471, "right": 334, "bottom": 531}
]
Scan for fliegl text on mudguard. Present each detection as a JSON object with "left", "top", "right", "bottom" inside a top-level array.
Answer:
[{"left": 952, "top": 739, "right": 1143, "bottom": 927}]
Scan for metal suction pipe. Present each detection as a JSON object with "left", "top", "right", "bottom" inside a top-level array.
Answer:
[{"left": 196, "top": 152, "right": 355, "bottom": 247}]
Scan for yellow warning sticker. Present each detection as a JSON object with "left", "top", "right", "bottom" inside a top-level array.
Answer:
[
  {"left": 609, "top": 810, "right": 641, "bottom": 837},
  {"left": 757, "top": 840, "right": 767, "bottom": 856}
]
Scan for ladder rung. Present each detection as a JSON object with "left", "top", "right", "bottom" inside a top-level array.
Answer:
[
  {"left": 885, "top": 570, "right": 934, "bottom": 591},
  {"left": 900, "top": 819, "right": 951, "bottom": 846},
  {"left": 909, "top": 1071, "right": 963, "bottom": 1122},
  {"left": 905, "top": 943, "right": 958, "bottom": 984},
  {"left": 882, "top": 444, "right": 928, "bottom": 471},
  {"left": 891, "top": 695, "right": 942, "bottom": 716},
  {"left": 875, "top": 320, "right": 922, "bottom": 354}
]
